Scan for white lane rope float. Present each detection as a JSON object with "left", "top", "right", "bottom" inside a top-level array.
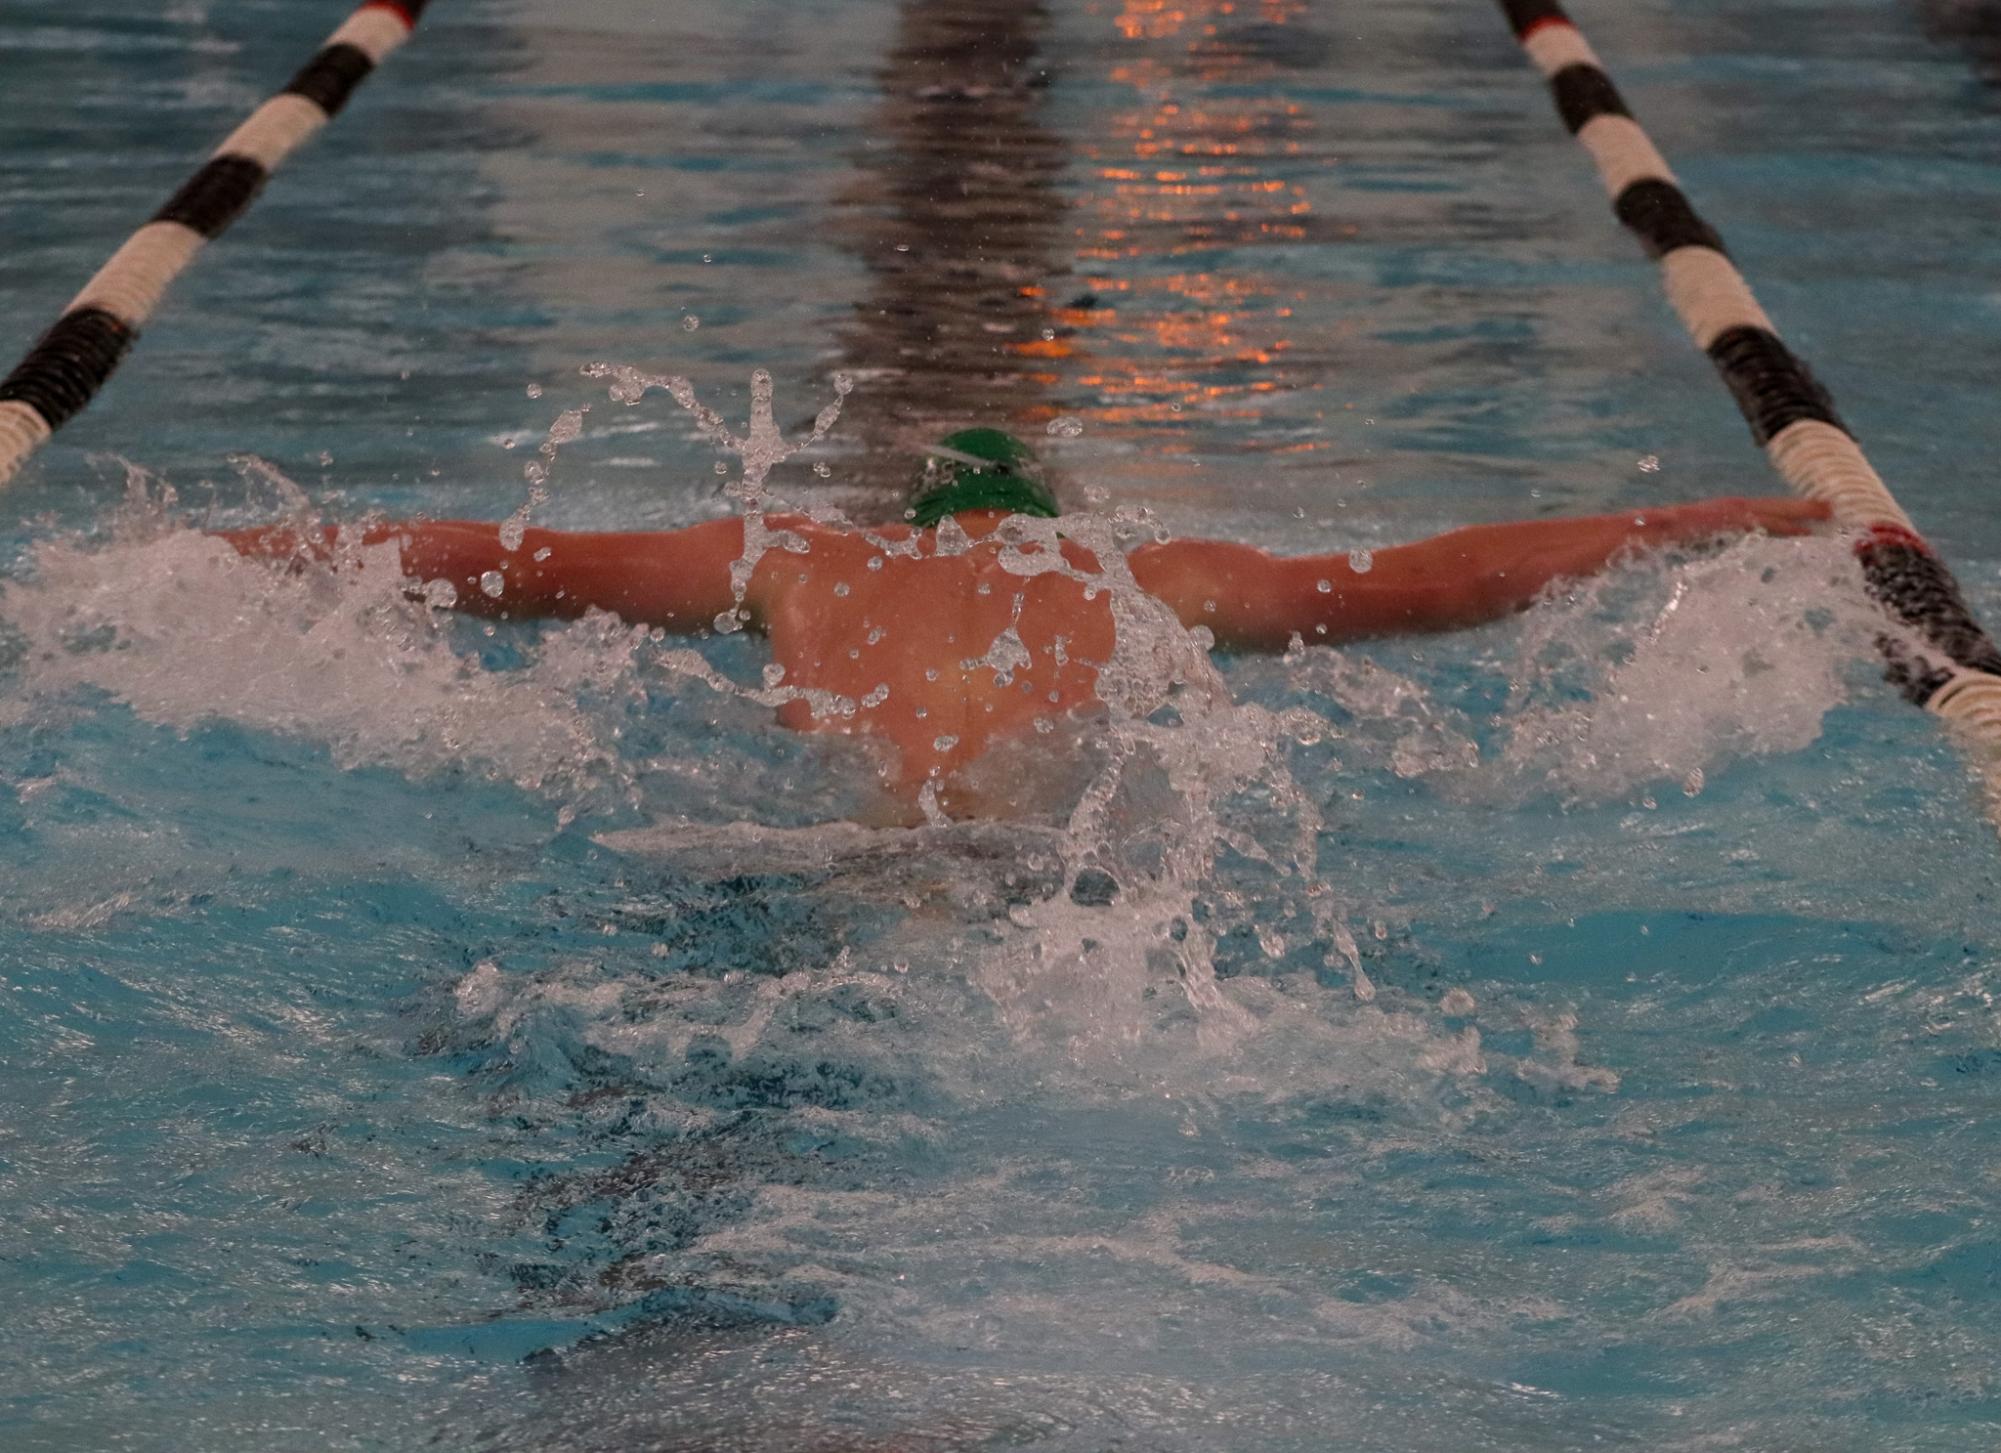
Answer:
[
  {"left": 1494, "top": 0, "right": 2001, "bottom": 764},
  {"left": 0, "top": 0, "right": 429, "bottom": 489}
]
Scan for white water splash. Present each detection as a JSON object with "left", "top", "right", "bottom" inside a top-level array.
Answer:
[
  {"left": 0, "top": 387, "right": 1722, "bottom": 1104},
  {"left": 501, "top": 404, "right": 590, "bottom": 552},
  {"left": 897, "top": 510, "right": 1378, "bottom": 1055},
  {"left": 1488, "top": 535, "right": 1883, "bottom": 802},
  {"left": 581, "top": 364, "right": 854, "bottom": 632},
  {"left": 0, "top": 472, "right": 638, "bottom": 806},
  {"left": 525, "top": 369, "right": 1464, "bottom": 1069},
  {"left": 1267, "top": 534, "right": 1885, "bottom": 808}
]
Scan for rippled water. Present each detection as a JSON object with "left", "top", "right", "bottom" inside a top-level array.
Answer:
[{"left": 6, "top": 1, "right": 2001, "bottom": 1449}]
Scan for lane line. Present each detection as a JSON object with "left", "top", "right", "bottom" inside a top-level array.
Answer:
[
  {"left": 0, "top": 0, "right": 430, "bottom": 488},
  {"left": 1494, "top": 0, "right": 2001, "bottom": 745}
]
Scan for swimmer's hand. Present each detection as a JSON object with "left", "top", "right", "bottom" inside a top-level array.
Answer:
[{"left": 1631, "top": 495, "right": 1831, "bottom": 545}]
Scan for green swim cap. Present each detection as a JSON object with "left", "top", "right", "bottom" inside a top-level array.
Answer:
[{"left": 906, "top": 427, "right": 1060, "bottom": 528}]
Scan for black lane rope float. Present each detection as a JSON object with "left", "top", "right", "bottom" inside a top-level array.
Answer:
[
  {"left": 1493, "top": 0, "right": 2001, "bottom": 761},
  {"left": 0, "top": 0, "right": 429, "bottom": 489}
]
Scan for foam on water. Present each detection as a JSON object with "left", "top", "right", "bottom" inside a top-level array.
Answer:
[
  {"left": 1488, "top": 535, "right": 1889, "bottom": 803},
  {"left": 1269, "top": 532, "right": 1889, "bottom": 807},
  {"left": 0, "top": 383, "right": 1896, "bottom": 1071},
  {"left": 3, "top": 379, "right": 1952, "bottom": 1453},
  {"left": 0, "top": 467, "right": 639, "bottom": 807}
]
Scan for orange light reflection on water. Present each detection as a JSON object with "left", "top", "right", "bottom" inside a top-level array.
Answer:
[{"left": 1070, "top": 0, "right": 1328, "bottom": 448}]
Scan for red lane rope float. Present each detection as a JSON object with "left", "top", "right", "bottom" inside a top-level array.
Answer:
[
  {"left": 0, "top": 0, "right": 430, "bottom": 488},
  {"left": 1494, "top": 0, "right": 2001, "bottom": 746}
]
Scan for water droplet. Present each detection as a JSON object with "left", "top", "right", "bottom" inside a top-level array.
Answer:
[
  {"left": 1315, "top": 578, "right": 1333, "bottom": 594},
  {"left": 762, "top": 663, "right": 786, "bottom": 687},
  {"left": 479, "top": 570, "right": 505, "bottom": 599},
  {"left": 1682, "top": 767, "right": 1705, "bottom": 797},
  {"left": 866, "top": 556, "right": 883, "bottom": 571},
  {"left": 1045, "top": 415, "right": 1085, "bottom": 438},
  {"left": 502, "top": 438, "right": 517, "bottom": 450},
  {"left": 532, "top": 547, "right": 552, "bottom": 563},
  {"left": 714, "top": 460, "right": 730, "bottom": 475},
  {"left": 932, "top": 734, "right": 959, "bottom": 752},
  {"left": 833, "top": 582, "right": 851, "bottom": 597},
  {"left": 862, "top": 683, "right": 890, "bottom": 708},
  {"left": 813, "top": 460, "right": 832, "bottom": 478},
  {"left": 1347, "top": 548, "right": 1374, "bottom": 574},
  {"left": 544, "top": 406, "right": 587, "bottom": 449},
  {"left": 317, "top": 450, "right": 333, "bottom": 467},
  {"left": 525, "top": 383, "right": 543, "bottom": 399},
  {"left": 682, "top": 315, "right": 700, "bottom": 331},
  {"left": 1637, "top": 454, "right": 1661, "bottom": 473},
  {"left": 421, "top": 578, "right": 458, "bottom": 608}
]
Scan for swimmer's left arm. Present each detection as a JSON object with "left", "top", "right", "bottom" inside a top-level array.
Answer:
[{"left": 1129, "top": 497, "right": 1830, "bottom": 650}]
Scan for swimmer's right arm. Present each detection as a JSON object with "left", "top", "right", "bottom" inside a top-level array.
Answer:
[{"left": 218, "top": 518, "right": 760, "bottom": 631}]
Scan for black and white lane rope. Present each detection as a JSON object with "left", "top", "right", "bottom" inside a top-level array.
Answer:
[
  {"left": 1495, "top": 0, "right": 2001, "bottom": 746},
  {"left": 0, "top": 0, "right": 429, "bottom": 489}
]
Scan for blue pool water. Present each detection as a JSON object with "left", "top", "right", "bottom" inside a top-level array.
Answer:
[{"left": 6, "top": 0, "right": 2001, "bottom": 1448}]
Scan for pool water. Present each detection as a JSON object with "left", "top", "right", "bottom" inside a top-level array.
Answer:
[{"left": 6, "top": 1, "right": 2001, "bottom": 1449}]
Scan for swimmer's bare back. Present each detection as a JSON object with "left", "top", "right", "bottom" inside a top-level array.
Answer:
[{"left": 221, "top": 496, "right": 1826, "bottom": 805}]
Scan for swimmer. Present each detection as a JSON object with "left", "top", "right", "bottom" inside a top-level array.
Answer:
[{"left": 221, "top": 428, "right": 1827, "bottom": 817}]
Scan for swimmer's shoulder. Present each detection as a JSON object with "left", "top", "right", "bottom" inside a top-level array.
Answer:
[{"left": 760, "top": 514, "right": 917, "bottom": 550}]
